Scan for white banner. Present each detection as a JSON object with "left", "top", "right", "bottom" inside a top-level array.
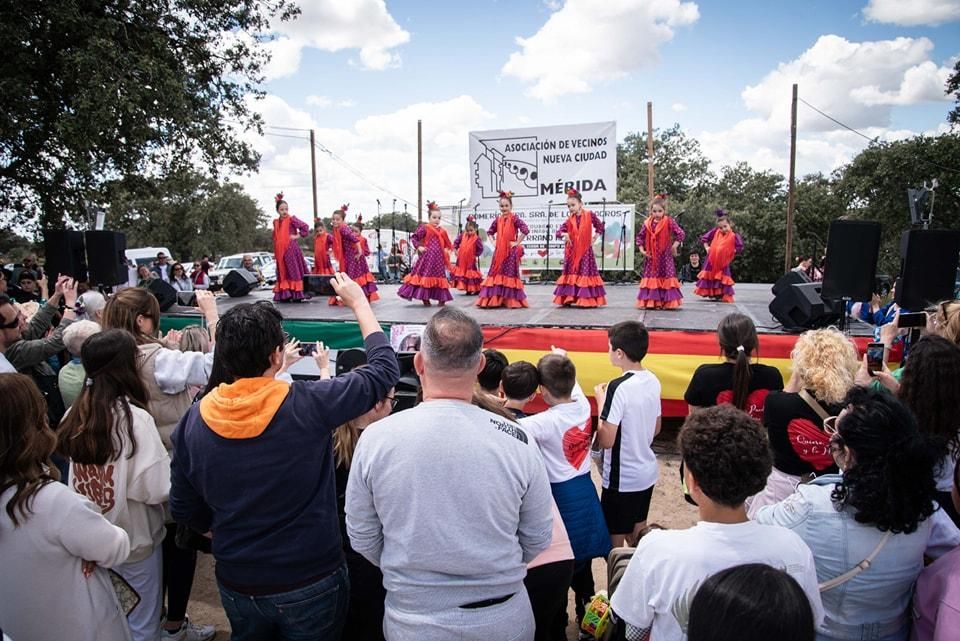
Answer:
[{"left": 469, "top": 122, "right": 617, "bottom": 208}]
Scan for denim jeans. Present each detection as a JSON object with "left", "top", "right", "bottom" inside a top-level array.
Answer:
[{"left": 218, "top": 564, "right": 349, "bottom": 641}]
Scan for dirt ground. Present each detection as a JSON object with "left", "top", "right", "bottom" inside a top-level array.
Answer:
[{"left": 185, "top": 421, "right": 698, "bottom": 641}]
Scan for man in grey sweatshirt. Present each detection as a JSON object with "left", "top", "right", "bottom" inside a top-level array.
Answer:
[{"left": 347, "top": 307, "right": 554, "bottom": 641}]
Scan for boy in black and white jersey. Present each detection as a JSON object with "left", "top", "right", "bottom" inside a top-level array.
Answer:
[{"left": 594, "top": 321, "right": 662, "bottom": 547}]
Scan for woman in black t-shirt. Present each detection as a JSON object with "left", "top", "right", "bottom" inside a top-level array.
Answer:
[
  {"left": 746, "top": 327, "right": 859, "bottom": 517},
  {"left": 685, "top": 313, "right": 784, "bottom": 421}
]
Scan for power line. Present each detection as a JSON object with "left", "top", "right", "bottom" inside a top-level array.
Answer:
[
  {"left": 798, "top": 97, "right": 960, "bottom": 175},
  {"left": 310, "top": 139, "right": 416, "bottom": 208}
]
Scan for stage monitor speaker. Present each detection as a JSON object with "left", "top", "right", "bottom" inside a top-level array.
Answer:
[
  {"left": 147, "top": 279, "right": 178, "bottom": 312},
  {"left": 335, "top": 348, "right": 367, "bottom": 377},
  {"left": 769, "top": 282, "right": 838, "bottom": 331},
  {"left": 84, "top": 231, "right": 127, "bottom": 286},
  {"left": 821, "top": 220, "right": 882, "bottom": 301},
  {"left": 222, "top": 269, "right": 258, "bottom": 298},
  {"left": 771, "top": 270, "right": 810, "bottom": 297},
  {"left": 176, "top": 291, "right": 197, "bottom": 307},
  {"left": 896, "top": 229, "right": 960, "bottom": 311},
  {"left": 43, "top": 230, "right": 87, "bottom": 289},
  {"left": 394, "top": 351, "right": 420, "bottom": 413}
]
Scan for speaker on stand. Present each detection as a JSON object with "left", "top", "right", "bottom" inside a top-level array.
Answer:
[
  {"left": 821, "top": 220, "right": 882, "bottom": 332},
  {"left": 84, "top": 231, "right": 128, "bottom": 287}
]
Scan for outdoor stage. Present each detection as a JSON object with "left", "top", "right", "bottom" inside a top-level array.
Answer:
[{"left": 161, "top": 282, "right": 880, "bottom": 417}]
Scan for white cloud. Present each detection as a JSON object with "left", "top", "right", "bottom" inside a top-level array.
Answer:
[
  {"left": 699, "top": 35, "right": 954, "bottom": 176},
  {"left": 863, "top": 0, "right": 960, "bottom": 26},
  {"left": 671, "top": 102, "right": 687, "bottom": 112},
  {"left": 235, "top": 95, "right": 494, "bottom": 223},
  {"left": 264, "top": 0, "right": 410, "bottom": 79},
  {"left": 305, "top": 95, "right": 332, "bottom": 108},
  {"left": 501, "top": 0, "right": 699, "bottom": 102}
]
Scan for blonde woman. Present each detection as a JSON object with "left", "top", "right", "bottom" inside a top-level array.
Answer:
[{"left": 748, "top": 327, "right": 859, "bottom": 517}]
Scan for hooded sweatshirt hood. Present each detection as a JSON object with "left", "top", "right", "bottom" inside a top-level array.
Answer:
[{"left": 200, "top": 377, "right": 290, "bottom": 438}]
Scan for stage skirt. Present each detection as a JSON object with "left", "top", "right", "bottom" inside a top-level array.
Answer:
[
  {"left": 551, "top": 474, "right": 611, "bottom": 562},
  {"left": 452, "top": 266, "right": 483, "bottom": 294},
  {"left": 636, "top": 277, "right": 683, "bottom": 309},
  {"left": 274, "top": 243, "right": 308, "bottom": 302},
  {"left": 694, "top": 265, "right": 736, "bottom": 302},
  {"left": 329, "top": 270, "right": 379, "bottom": 305},
  {"left": 398, "top": 274, "right": 453, "bottom": 303},
  {"left": 553, "top": 273, "right": 607, "bottom": 307},
  {"left": 477, "top": 274, "right": 528, "bottom": 309}
]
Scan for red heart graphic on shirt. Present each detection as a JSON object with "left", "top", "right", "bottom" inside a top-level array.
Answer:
[
  {"left": 787, "top": 418, "right": 834, "bottom": 471},
  {"left": 715, "top": 389, "right": 770, "bottom": 421},
  {"left": 563, "top": 420, "right": 593, "bottom": 469},
  {"left": 537, "top": 249, "right": 548, "bottom": 257}
]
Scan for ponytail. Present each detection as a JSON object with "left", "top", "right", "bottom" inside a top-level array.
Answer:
[{"left": 732, "top": 345, "right": 752, "bottom": 411}]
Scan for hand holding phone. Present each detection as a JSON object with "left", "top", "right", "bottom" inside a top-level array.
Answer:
[
  {"left": 299, "top": 342, "right": 318, "bottom": 357},
  {"left": 866, "top": 342, "right": 885, "bottom": 376}
]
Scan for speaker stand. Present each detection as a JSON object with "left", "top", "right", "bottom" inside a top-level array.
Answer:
[{"left": 837, "top": 296, "right": 852, "bottom": 335}]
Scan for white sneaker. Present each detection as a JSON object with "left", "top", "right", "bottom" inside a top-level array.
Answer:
[{"left": 160, "top": 616, "right": 216, "bottom": 641}]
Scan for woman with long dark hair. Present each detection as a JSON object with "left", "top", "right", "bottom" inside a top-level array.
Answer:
[
  {"left": 756, "top": 387, "right": 960, "bottom": 641},
  {"left": 59, "top": 329, "right": 170, "bottom": 641},
  {"left": 0, "top": 373, "right": 131, "bottom": 641},
  {"left": 100, "top": 288, "right": 217, "bottom": 641},
  {"left": 685, "top": 313, "right": 783, "bottom": 420},
  {"left": 885, "top": 336, "right": 960, "bottom": 526}
]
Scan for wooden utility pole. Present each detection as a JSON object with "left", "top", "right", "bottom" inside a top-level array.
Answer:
[
  {"left": 417, "top": 120, "right": 423, "bottom": 223},
  {"left": 646, "top": 102, "right": 655, "bottom": 202},
  {"left": 785, "top": 83, "right": 798, "bottom": 273},
  {"left": 309, "top": 129, "right": 318, "bottom": 221}
]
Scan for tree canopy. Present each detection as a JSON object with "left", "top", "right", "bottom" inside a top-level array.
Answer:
[{"left": 0, "top": 0, "right": 298, "bottom": 232}]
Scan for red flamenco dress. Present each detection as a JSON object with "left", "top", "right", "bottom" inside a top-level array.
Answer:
[
  {"left": 312, "top": 230, "right": 334, "bottom": 275},
  {"left": 636, "top": 215, "right": 685, "bottom": 309},
  {"left": 451, "top": 231, "right": 484, "bottom": 294},
  {"left": 477, "top": 213, "right": 529, "bottom": 309},
  {"left": 272, "top": 214, "right": 310, "bottom": 302},
  {"left": 398, "top": 224, "right": 454, "bottom": 304},
  {"left": 553, "top": 210, "right": 606, "bottom": 307},
  {"left": 694, "top": 227, "right": 743, "bottom": 302},
  {"left": 330, "top": 225, "right": 379, "bottom": 304}
]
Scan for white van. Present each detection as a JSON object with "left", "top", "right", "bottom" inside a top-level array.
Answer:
[{"left": 125, "top": 246, "right": 174, "bottom": 268}]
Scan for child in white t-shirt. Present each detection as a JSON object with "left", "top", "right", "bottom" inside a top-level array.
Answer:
[
  {"left": 609, "top": 405, "right": 824, "bottom": 641},
  {"left": 594, "top": 320, "right": 661, "bottom": 547}
]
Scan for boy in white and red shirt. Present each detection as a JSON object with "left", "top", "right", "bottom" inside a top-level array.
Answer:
[{"left": 519, "top": 347, "right": 611, "bottom": 628}]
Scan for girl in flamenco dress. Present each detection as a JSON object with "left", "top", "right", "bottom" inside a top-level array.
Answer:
[
  {"left": 272, "top": 192, "right": 310, "bottom": 302},
  {"left": 329, "top": 206, "right": 379, "bottom": 304},
  {"left": 312, "top": 220, "right": 334, "bottom": 275},
  {"left": 636, "top": 194, "right": 685, "bottom": 309},
  {"left": 398, "top": 201, "right": 454, "bottom": 306},
  {"left": 553, "top": 187, "right": 606, "bottom": 307},
  {"left": 695, "top": 209, "right": 744, "bottom": 302},
  {"left": 451, "top": 216, "right": 484, "bottom": 295},
  {"left": 477, "top": 191, "right": 529, "bottom": 309}
]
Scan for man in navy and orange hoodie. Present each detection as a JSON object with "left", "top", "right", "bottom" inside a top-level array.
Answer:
[{"left": 170, "top": 273, "right": 399, "bottom": 640}]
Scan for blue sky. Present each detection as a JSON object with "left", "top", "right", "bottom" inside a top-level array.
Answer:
[{"left": 238, "top": 0, "right": 960, "bottom": 219}]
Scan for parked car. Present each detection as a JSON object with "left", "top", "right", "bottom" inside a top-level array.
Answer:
[{"left": 209, "top": 252, "right": 276, "bottom": 286}]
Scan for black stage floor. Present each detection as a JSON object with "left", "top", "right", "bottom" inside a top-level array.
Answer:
[{"left": 174, "top": 282, "right": 874, "bottom": 336}]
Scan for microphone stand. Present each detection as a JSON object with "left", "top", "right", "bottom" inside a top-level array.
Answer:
[
  {"left": 600, "top": 197, "right": 607, "bottom": 272},
  {"left": 403, "top": 203, "right": 412, "bottom": 272},
  {"left": 376, "top": 199, "right": 383, "bottom": 282},
  {"left": 390, "top": 199, "right": 397, "bottom": 282},
  {"left": 457, "top": 198, "right": 465, "bottom": 235},
  {"left": 545, "top": 201, "right": 553, "bottom": 276},
  {"left": 620, "top": 208, "right": 628, "bottom": 277}
]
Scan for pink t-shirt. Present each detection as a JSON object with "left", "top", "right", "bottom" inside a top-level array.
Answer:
[
  {"left": 912, "top": 545, "right": 960, "bottom": 641},
  {"left": 528, "top": 500, "right": 574, "bottom": 569}
]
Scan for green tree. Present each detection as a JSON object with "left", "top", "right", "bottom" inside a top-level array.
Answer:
[
  {"left": 0, "top": 0, "right": 298, "bottom": 232},
  {"left": 835, "top": 134, "right": 960, "bottom": 275},
  {"left": 946, "top": 59, "right": 960, "bottom": 127},
  {"left": 103, "top": 171, "right": 269, "bottom": 261},
  {"left": 617, "top": 123, "right": 714, "bottom": 206}
]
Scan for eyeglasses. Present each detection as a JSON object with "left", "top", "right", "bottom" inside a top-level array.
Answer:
[
  {"left": 823, "top": 416, "right": 839, "bottom": 436},
  {"left": 385, "top": 395, "right": 398, "bottom": 409}
]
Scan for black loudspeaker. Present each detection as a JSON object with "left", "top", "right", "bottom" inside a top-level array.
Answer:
[
  {"left": 821, "top": 220, "right": 882, "bottom": 301},
  {"left": 147, "top": 279, "right": 178, "bottom": 312},
  {"left": 176, "top": 291, "right": 197, "bottom": 307},
  {"left": 335, "top": 348, "right": 367, "bottom": 377},
  {"left": 771, "top": 270, "right": 810, "bottom": 297},
  {"left": 394, "top": 352, "right": 421, "bottom": 413},
  {"left": 769, "top": 282, "right": 838, "bottom": 331},
  {"left": 896, "top": 229, "right": 960, "bottom": 311},
  {"left": 222, "top": 269, "right": 258, "bottom": 297},
  {"left": 84, "top": 231, "right": 127, "bottom": 286},
  {"left": 43, "top": 230, "right": 87, "bottom": 288}
]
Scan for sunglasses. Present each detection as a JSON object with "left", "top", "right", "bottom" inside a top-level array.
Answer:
[
  {"left": 0, "top": 311, "right": 21, "bottom": 329},
  {"left": 823, "top": 416, "right": 839, "bottom": 436},
  {"left": 385, "top": 395, "right": 398, "bottom": 409}
]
